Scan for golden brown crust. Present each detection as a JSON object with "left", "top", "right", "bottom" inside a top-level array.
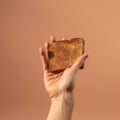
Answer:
[{"left": 48, "top": 38, "right": 85, "bottom": 72}]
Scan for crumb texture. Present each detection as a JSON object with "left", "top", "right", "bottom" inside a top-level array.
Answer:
[{"left": 48, "top": 38, "right": 85, "bottom": 72}]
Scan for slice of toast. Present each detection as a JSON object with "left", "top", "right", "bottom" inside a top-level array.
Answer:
[{"left": 48, "top": 37, "right": 85, "bottom": 72}]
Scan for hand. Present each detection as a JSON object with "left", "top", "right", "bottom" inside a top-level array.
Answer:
[{"left": 39, "top": 36, "right": 88, "bottom": 100}]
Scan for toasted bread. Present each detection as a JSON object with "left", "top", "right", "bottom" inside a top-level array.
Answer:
[{"left": 48, "top": 38, "right": 85, "bottom": 72}]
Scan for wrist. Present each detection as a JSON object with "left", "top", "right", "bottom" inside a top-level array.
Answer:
[{"left": 51, "top": 91, "right": 74, "bottom": 107}]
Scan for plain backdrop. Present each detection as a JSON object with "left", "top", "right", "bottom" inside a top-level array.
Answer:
[{"left": 1, "top": 0, "right": 120, "bottom": 120}]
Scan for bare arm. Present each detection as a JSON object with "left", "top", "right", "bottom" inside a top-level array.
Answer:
[
  {"left": 47, "top": 92, "right": 74, "bottom": 120},
  {"left": 39, "top": 36, "right": 88, "bottom": 120}
]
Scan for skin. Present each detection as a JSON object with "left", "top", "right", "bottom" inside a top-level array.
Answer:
[{"left": 39, "top": 36, "right": 88, "bottom": 120}]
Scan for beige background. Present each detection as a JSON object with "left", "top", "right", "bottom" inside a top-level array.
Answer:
[{"left": 1, "top": 0, "right": 120, "bottom": 120}]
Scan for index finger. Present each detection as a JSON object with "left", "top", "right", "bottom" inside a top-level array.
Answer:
[{"left": 39, "top": 47, "right": 49, "bottom": 71}]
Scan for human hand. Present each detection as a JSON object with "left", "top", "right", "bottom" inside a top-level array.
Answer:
[{"left": 39, "top": 36, "right": 88, "bottom": 100}]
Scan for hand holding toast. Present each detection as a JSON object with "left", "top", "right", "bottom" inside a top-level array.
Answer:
[{"left": 39, "top": 36, "right": 88, "bottom": 100}]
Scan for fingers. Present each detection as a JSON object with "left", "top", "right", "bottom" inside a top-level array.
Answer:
[
  {"left": 62, "top": 37, "right": 67, "bottom": 40},
  {"left": 71, "top": 54, "right": 88, "bottom": 72},
  {"left": 39, "top": 47, "right": 49, "bottom": 71},
  {"left": 39, "top": 36, "right": 67, "bottom": 71},
  {"left": 39, "top": 36, "right": 56, "bottom": 71},
  {"left": 50, "top": 36, "right": 67, "bottom": 43},
  {"left": 44, "top": 42, "right": 49, "bottom": 60},
  {"left": 49, "top": 36, "right": 56, "bottom": 44}
]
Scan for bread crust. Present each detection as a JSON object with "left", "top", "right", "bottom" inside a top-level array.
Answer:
[{"left": 48, "top": 38, "right": 85, "bottom": 72}]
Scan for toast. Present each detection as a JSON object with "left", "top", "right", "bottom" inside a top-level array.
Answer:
[{"left": 48, "top": 38, "right": 85, "bottom": 72}]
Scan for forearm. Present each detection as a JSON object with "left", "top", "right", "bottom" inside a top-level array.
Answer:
[{"left": 46, "top": 92, "right": 74, "bottom": 120}]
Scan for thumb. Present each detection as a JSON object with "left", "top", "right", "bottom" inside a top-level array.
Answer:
[{"left": 71, "top": 54, "right": 88, "bottom": 72}]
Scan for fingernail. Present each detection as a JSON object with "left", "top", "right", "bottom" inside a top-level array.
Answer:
[
  {"left": 50, "top": 35, "right": 55, "bottom": 40},
  {"left": 44, "top": 42, "right": 48, "bottom": 48}
]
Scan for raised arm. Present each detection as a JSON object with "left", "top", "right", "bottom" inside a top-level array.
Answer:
[{"left": 39, "top": 36, "right": 88, "bottom": 120}]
